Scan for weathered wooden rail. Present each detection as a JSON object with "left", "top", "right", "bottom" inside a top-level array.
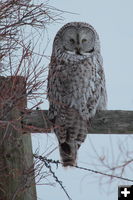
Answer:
[{"left": 22, "top": 109, "right": 133, "bottom": 134}]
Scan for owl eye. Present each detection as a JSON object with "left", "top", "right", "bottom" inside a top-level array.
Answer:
[
  {"left": 82, "top": 39, "right": 87, "bottom": 43},
  {"left": 69, "top": 38, "right": 75, "bottom": 43}
]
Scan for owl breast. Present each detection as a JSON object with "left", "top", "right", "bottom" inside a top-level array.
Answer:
[{"left": 53, "top": 57, "right": 102, "bottom": 121}]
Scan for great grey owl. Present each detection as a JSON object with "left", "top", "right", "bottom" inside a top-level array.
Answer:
[{"left": 47, "top": 22, "right": 107, "bottom": 167}]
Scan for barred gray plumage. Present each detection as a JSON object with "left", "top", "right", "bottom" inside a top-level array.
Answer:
[{"left": 47, "top": 22, "right": 107, "bottom": 167}]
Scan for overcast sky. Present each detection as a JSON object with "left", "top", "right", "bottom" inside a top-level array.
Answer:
[{"left": 32, "top": 0, "right": 133, "bottom": 200}]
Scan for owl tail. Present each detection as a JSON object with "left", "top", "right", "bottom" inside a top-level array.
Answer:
[
  {"left": 55, "top": 108, "right": 88, "bottom": 167},
  {"left": 59, "top": 141, "right": 78, "bottom": 167}
]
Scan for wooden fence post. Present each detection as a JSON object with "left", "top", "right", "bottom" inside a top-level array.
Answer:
[{"left": 0, "top": 76, "right": 37, "bottom": 200}]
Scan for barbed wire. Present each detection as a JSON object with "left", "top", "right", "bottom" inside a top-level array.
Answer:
[
  {"left": 33, "top": 154, "right": 72, "bottom": 200},
  {"left": 34, "top": 154, "right": 133, "bottom": 183}
]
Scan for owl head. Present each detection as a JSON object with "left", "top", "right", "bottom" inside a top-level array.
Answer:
[{"left": 52, "top": 22, "right": 101, "bottom": 60}]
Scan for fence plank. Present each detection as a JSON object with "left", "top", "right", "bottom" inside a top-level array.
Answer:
[{"left": 22, "top": 110, "right": 133, "bottom": 134}]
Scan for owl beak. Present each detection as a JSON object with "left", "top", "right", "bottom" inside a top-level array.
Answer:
[{"left": 75, "top": 47, "right": 81, "bottom": 55}]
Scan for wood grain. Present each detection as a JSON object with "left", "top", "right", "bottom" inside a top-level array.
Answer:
[
  {"left": 22, "top": 110, "right": 133, "bottom": 134},
  {"left": 0, "top": 76, "right": 37, "bottom": 200}
]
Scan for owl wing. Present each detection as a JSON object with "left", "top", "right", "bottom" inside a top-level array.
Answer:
[
  {"left": 96, "top": 53, "right": 107, "bottom": 110},
  {"left": 86, "top": 53, "right": 107, "bottom": 116},
  {"left": 47, "top": 62, "right": 58, "bottom": 122},
  {"left": 47, "top": 61, "right": 66, "bottom": 122}
]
